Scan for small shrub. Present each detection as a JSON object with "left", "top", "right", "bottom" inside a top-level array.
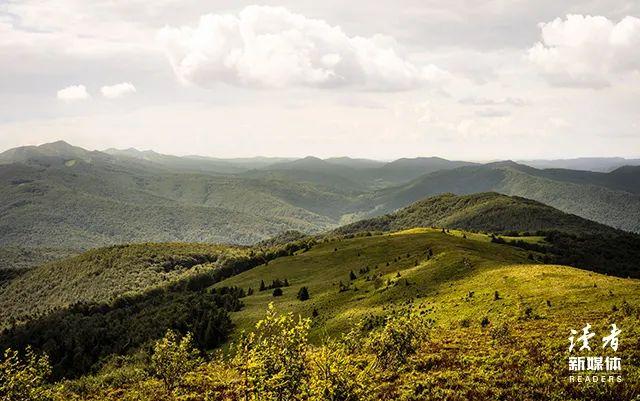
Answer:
[
  {"left": 490, "top": 322, "right": 511, "bottom": 344},
  {"left": 0, "top": 347, "right": 51, "bottom": 401},
  {"left": 272, "top": 288, "right": 283, "bottom": 297},
  {"left": 367, "top": 312, "right": 430, "bottom": 368}
]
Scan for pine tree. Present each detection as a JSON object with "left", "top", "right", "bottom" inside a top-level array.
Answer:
[
  {"left": 259, "top": 280, "right": 266, "bottom": 291},
  {"left": 349, "top": 271, "right": 356, "bottom": 281},
  {"left": 296, "top": 286, "right": 310, "bottom": 301}
]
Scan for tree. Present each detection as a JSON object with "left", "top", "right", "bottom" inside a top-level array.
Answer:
[
  {"left": 349, "top": 271, "right": 357, "bottom": 281},
  {"left": 259, "top": 280, "right": 266, "bottom": 291},
  {"left": 272, "top": 288, "right": 283, "bottom": 297},
  {"left": 151, "top": 330, "right": 202, "bottom": 392},
  {"left": 0, "top": 347, "right": 51, "bottom": 401},
  {"left": 297, "top": 286, "right": 310, "bottom": 301}
]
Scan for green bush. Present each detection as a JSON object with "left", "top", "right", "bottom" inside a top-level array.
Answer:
[
  {"left": 0, "top": 347, "right": 51, "bottom": 401},
  {"left": 151, "top": 330, "right": 202, "bottom": 392}
]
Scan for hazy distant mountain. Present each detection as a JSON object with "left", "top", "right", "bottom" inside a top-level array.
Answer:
[
  {"left": 0, "top": 142, "right": 357, "bottom": 249},
  {"left": 103, "top": 147, "right": 291, "bottom": 174},
  {"left": 324, "top": 157, "right": 386, "bottom": 169},
  {"left": 2, "top": 141, "right": 638, "bottom": 254},
  {"left": 0, "top": 140, "right": 105, "bottom": 166},
  {"left": 519, "top": 157, "right": 640, "bottom": 172},
  {"left": 374, "top": 157, "right": 477, "bottom": 183},
  {"left": 248, "top": 155, "right": 475, "bottom": 191},
  {"left": 246, "top": 156, "right": 373, "bottom": 192}
]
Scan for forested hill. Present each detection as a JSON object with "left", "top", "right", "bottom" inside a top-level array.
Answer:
[
  {"left": 367, "top": 162, "right": 640, "bottom": 232},
  {"left": 337, "top": 192, "right": 617, "bottom": 236},
  {"left": 1, "top": 141, "right": 638, "bottom": 256}
]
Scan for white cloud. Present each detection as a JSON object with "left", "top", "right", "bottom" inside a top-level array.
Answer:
[
  {"left": 101, "top": 82, "right": 137, "bottom": 98},
  {"left": 158, "top": 5, "right": 449, "bottom": 91},
  {"left": 459, "top": 96, "right": 528, "bottom": 106},
  {"left": 528, "top": 14, "right": 640, "bottom": 88},
  {"left": 56, "top": 84, "right": 90, "bottom": 101}
]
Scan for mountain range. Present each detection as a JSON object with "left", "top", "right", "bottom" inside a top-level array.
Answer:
[{"left": 1, "top": 141, "right": 638, "bottom": 256}]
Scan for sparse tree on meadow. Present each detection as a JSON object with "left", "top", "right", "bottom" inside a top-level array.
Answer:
[{"left": 297, "top": 286, "right": 310, "bottom": 301}]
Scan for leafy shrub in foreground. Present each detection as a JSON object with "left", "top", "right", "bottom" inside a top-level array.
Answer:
[
  {"left": 233, "top": 303, "right": 311, "bottom": 401},
  {"left": 0, "top": 347, "right": 51, "bottom": 401},
  {"left": 151, "top": 330, "right": 202, "bottom": 392}
]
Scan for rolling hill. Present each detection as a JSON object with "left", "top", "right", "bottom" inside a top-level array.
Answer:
[
  {"left": 0, "top": 142, "right": 357, "bottom": 249},
  {"left": 336, "top": 192, "right": 617, "bottom": 236},
  {"left": 215, "top": 228, "right": 640, "bottom": 340},
  {"left": 373, "top": 156, "right": 476, "bottom": 184},
  {"left": 1, "top": 141, "right": 638, "bottom": 262},
  {"left": 367, "top": 162, "right": 640, "bottom": 232}
]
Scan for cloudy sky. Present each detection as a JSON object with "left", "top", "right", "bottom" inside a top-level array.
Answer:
[{"left": 1, "top": 0, "right": 639, "bottom": 160}]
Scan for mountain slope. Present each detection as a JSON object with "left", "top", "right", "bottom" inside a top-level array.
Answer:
[
  {"left": 373, "top": 157, "right": 477, "bottom": 184},
  {"left": 369, "top": 162, "right": 640, "bottom": 232},
  {"left": 8, "top": 228, "right": 639, "bottom": 400},
  {"left": 336, "top": 192, "right": 616, "bottom": 236},
  {"left": 215, "top": 228, "right": 640, "bottom": 340},
  {"left": 0, "top": 143, "right": 361, "bottom": 249}
]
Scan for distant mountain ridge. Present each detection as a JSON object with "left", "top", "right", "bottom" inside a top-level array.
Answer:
[
  {"left": 519, "top": 157, "right": 640, "bottom": 172},
  {"left": 0, "top": 141, "right": 638, "bottom": 254},
  {"left": 367, "top": 162, "right": 640, "bottom": 232}
]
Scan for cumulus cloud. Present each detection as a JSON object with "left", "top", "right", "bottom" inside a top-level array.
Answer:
[
  {"left": 101, "top": 82, "right": 137, "bottom": 98},
  {"left": 157, "top": 5, "right": 449, "bottom": 90},
  {"left": 528, "top": 14, "right": 640, "bottom": 88},
  {"left": 459, "top": 96, "right": 528, "bottom": 106},
  {"left": 475, "top": 108, "right": 511, "bottom": 118},
  {"left": 56, "top": 85, "right": 90, "bottom": 101}
]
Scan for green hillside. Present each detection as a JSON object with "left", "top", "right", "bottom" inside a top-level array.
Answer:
[
  {"left": 338, "top": 192, "right": 615, "bottom": 236},
  {"left": 215, "top": 229, "right": 639, "bottom": 339},
  {"left": 369, "top": 162, "right": 640, "bottom": 232},
  {"left": 0, "top": 246, "right": 76, "bottom": 271},
  {"left": 1, "top": 227, "right": 639, "bottom": 399},
  {"left": 0, "top": 243, "right": 251, "bottom": 327},
  {"left": 0, "top": 143, "right": 353, "bottom": 249}
]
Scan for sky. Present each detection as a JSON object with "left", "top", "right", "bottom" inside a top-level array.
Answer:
[{"left": 0, "top": 0, "right": 639, "bottom": 160}]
